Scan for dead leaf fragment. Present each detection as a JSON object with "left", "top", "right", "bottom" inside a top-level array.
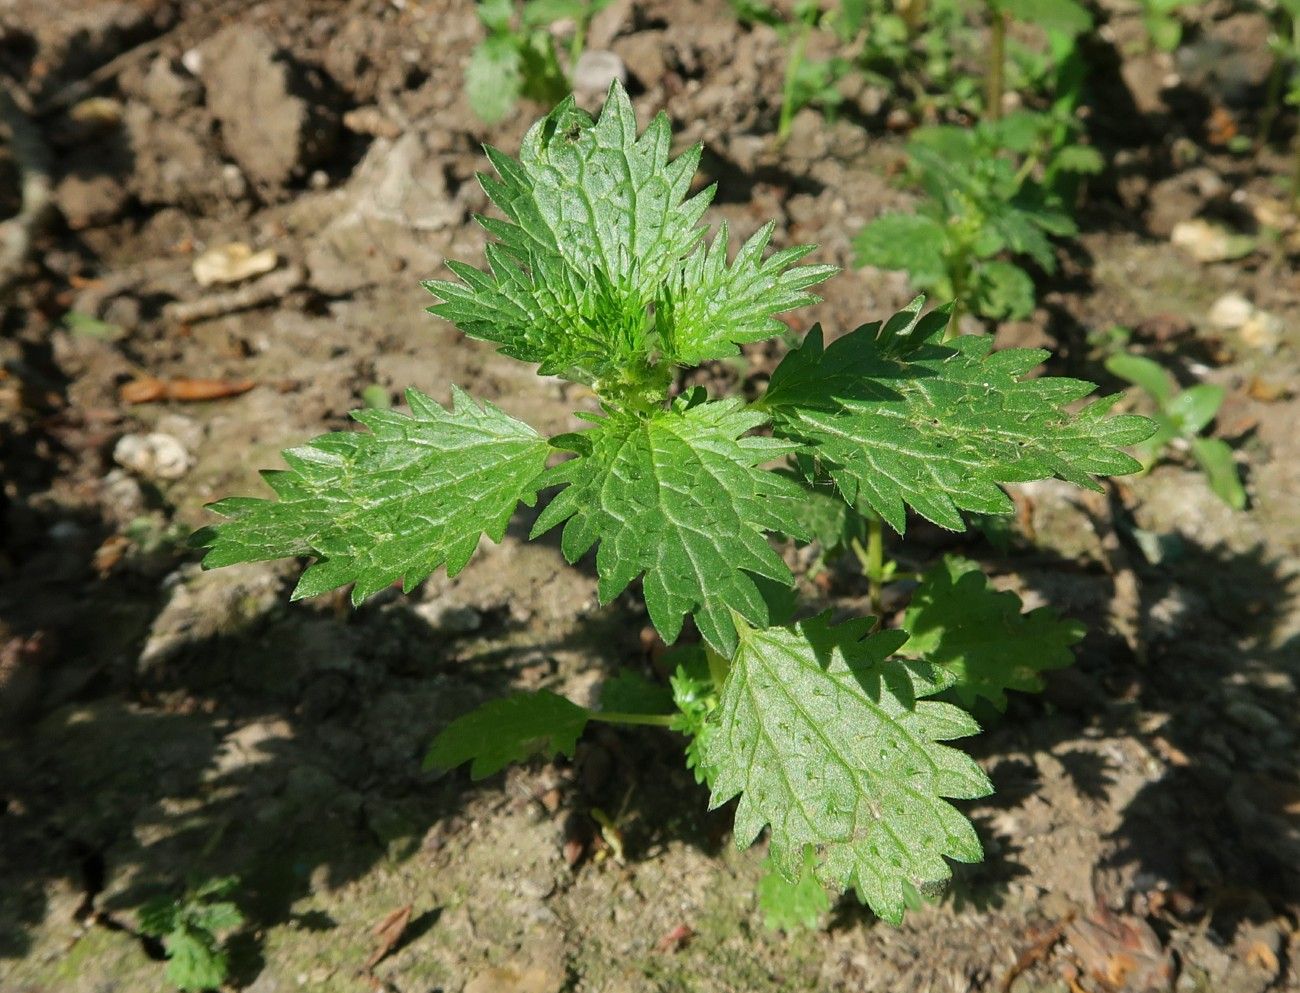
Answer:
[
  {"left": 1065, "top": 905, "right": 1173, "bottom": 992},
  {"left": 1247, "top": 377, "right": 1292, "bottom": 403},
  {"left": 656, "top": 924, "right": 694, "bottom": 953},
  {"left": 192, "top": 243, "right": 278, "bottom": 287},
  {"left": 363, "top": 904, "right": 411, "bottom": 972},
  {"left": 119, "top": 376, "right": 255, "bottom": 404},
  {"left": 1243, "top": 939, "right": 1279, "bottom": 975}
]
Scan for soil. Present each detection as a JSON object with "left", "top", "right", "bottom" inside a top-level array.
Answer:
[{"left": 1, "top": 1, "right": 1298, "bottom": 992}]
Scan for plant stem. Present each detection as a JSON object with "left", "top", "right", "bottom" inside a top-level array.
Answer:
[
  {"left": 589, "top": 710, "right": 678, "bottom": 727},
  {"left": 777, "top": 19, "right": 812, "bottom": 143},
  {"left": 851, "top": 515, "right": 886, "bottom": 622},
  {"left": 568, "top": 10, "right": 588, "bottom": 70},
  {"left": 986, "top": 3, "right": 1006, "bottom": 122},
  {"left": 866, "top": 514, "right": 884, "bottom": 617}
]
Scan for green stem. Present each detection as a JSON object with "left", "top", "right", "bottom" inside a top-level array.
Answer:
[
  {"left": 851, "top": 514, "right": 886, "bottom": 623},
  {"left": 589, "top": 710, "right": 678, "bottom": 728},
  {"left": 1011, "top": 151, "right": 1041, "bottom": 191},
  {"left": 946, "top": 298, "right": 963, "bottom": 341},
  {"left": 568, "top": 13, "right": 588, "bottom": 69},
  {"left": 986, "top": 4, "right": 1006, "bottom": 122},
  {"left": 777, "top": 19, "right": 812, "bottom": 143}
]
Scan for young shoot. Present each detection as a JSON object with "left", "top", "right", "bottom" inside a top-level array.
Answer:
[{"left": 194, "top": 83, "right": 1153, "bottom": 924}]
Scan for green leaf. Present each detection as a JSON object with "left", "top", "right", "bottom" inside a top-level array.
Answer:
[
  {"left": 973, "top": 259, "right": 1036, "bottom": 319},
  {"left": 187, "top": 901, "right": 243, "bottom": 935},
  {"left": 425, "top": 82, "right": 830, "bottom": 384},
  {"left": 1000, "top": 0, "right": 1093, "bottom": 36},
  {"left": 853, "top": 213, "right": 949, "bottom": 286},
  {"left": 477, "top": 0, "right": 514, "bottom": 32},
  {"left": 530, "top": 394, "right": 811, "bottom": 654},
  {"left": 761, "top": 298, "right": 1155, "bottom": 533},
  {"left": 901, "top": 556, "right": 1083, "bottom": 710},
  {"left": 194, "top": 387, "right": 549, "bottom": 604},
  {"left": 664, "top": 221, "right": 838, "bottom": 366},
  {"left": 466, "top": 37, "right": 524, "bottom": 124},
  {"left": 1052, "top": 143, "right": 1104, "bottom": 176},
  {"left": 758, "top": 847, "right": 831, "bottom": 931},
  {"left": 1147, "top": 14, "right": 1182, "bottom": 52},
  {"left": 600, "top": 670, "right": 674, "bottom": 715},
  {"left": 425, "top": 691, "right": 590, "bottom": 778},
  {"left": 1190, "top": 436, "right": 1247, "bottom": 510},
  {"left": 699, "top": 612, "right": 992, "bottom": 925},
  {"left": 1105, "top": 353, "right": 1174, "bottom": 407},
  {"left": 1168, "top": 383, "right": 1224, "bottom": 437},
  {"left": 774, "top": 468, "right": 869, "bottom": 560},
  {"left": 138, "top": 896, "right": 179, "bottom": 938},
  {"left": 164, "top": 928, "right": 228, "bottom": 993}
]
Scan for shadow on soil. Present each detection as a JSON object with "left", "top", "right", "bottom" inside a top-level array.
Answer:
[{"left": 2, "top": 454, "right": 1296, "bottom": 977}]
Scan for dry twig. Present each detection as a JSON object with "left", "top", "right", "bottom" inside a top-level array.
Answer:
[{"left": 163, "top": 264, "right": 304, "bottom": 323}]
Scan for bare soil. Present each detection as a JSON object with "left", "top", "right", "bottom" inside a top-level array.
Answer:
[{"left": 1, "top": 1, "right": 1298, "bottom": 992}]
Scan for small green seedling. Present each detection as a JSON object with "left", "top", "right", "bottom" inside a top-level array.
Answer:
[
  {"left": 855, "top": 110, "right": 1100, "bottom": 329},
  {"left": 1106, "top": 353, "right": 1247, "bottom": 509},
  {"left": 466, "top": 0, "right": 610, "bottom": 123},
  {"left": 982, "top": 0, "right": 1091, "bottom": 120},
  {"left": 195, "top": 84, "right": 1152, "bottom": 924},
  {"left": 137, "top": 876, "right": 244, "bottom": 993},
  {"left": 729, "top": 0, "right": 849, "bottom": 141}
]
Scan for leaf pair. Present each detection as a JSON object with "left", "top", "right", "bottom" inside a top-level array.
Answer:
[{"left": 428, "top": 83, "right": 835, "bottom": 386}]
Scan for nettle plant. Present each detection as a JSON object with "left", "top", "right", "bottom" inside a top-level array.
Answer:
[
  {"left": 855, "top": 110, "right": 1100, "bottom": 329},
  {"left": 195, "top": 84, "right": 1152, "bottom": 923}
]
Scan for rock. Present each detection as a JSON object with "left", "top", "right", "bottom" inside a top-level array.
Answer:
[
  {"left": 99, "top": 469, "right": 147, "bottom": 528},
  {"left": 303, "top": 131, "right": 455, "bottom": 295},
  {"left": 112, "top": 432, "right": 191, "bottom": 481},
  {"left": 464, "top": 962, "right": 565, "bottom": 993},
  {"left": 1238, "top": 311, "right": 1283, "bottom": 354},
  {"left": 1208, "top": 292, "right": 1254, "bottom": 330},
  {"left": 55, "top": 171, "right": 130, "bottom": 230},
  {"left": 199, "top": 25, "right": 339, "bottom": 187},
  {"left": 1145, "top": 167, "right": 1226, "bottom": 238},
  {"left": 124, "top": 103, "right": 229, "bottom": 209},
  {"left": 341, "top": 105, "right": 401, "bottom": 139},
  {"left": 1206, "top": 292, "right": 1283, "bottom": 351},
  {"left": 192, "top": 243, "right": 279, "bottom": 286},
  {"left": 139, "top": 55, "right": 203, "bottom": 114},
  {"left": 138, "top": 562, "right": 283, "bottom": 674},
  {"left": 1176, "top": 13, "right": 1275, "bottom": 108},
  {"left": 572, "top": 50, "right": 627, "bottom": 98},
  {"left": 413, "top": 602, "right": 482, "bottom": 633},
  {"left": 613, "top": 31, "right": 668, "bottom": 87},
  {"left": 23, "top": 0, "right": 175, "bottom": 103},
  {"left": 1170, "top": 219, "right": 1254, "bottom": 263}
]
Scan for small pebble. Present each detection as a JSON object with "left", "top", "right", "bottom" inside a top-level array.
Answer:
[{"left": 113, "top": 432, "right": 192, "bottom": 481}]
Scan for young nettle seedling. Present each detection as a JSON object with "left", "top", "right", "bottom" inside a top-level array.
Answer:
[
  {"left": 195, "top": 83, "right": 1152, "bottom": 923},
  {"left": 466, "top": 0, "right": 610, "bottom": 123},
  {"left": 855, "top": 110, "right": 1100, "bottom": 330},
  {"left": 1106, "top": 353, "right": 1247, "bottom": 510},
  {"left": 137, "top": 876, "right": 244, "bottom": 993}
]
